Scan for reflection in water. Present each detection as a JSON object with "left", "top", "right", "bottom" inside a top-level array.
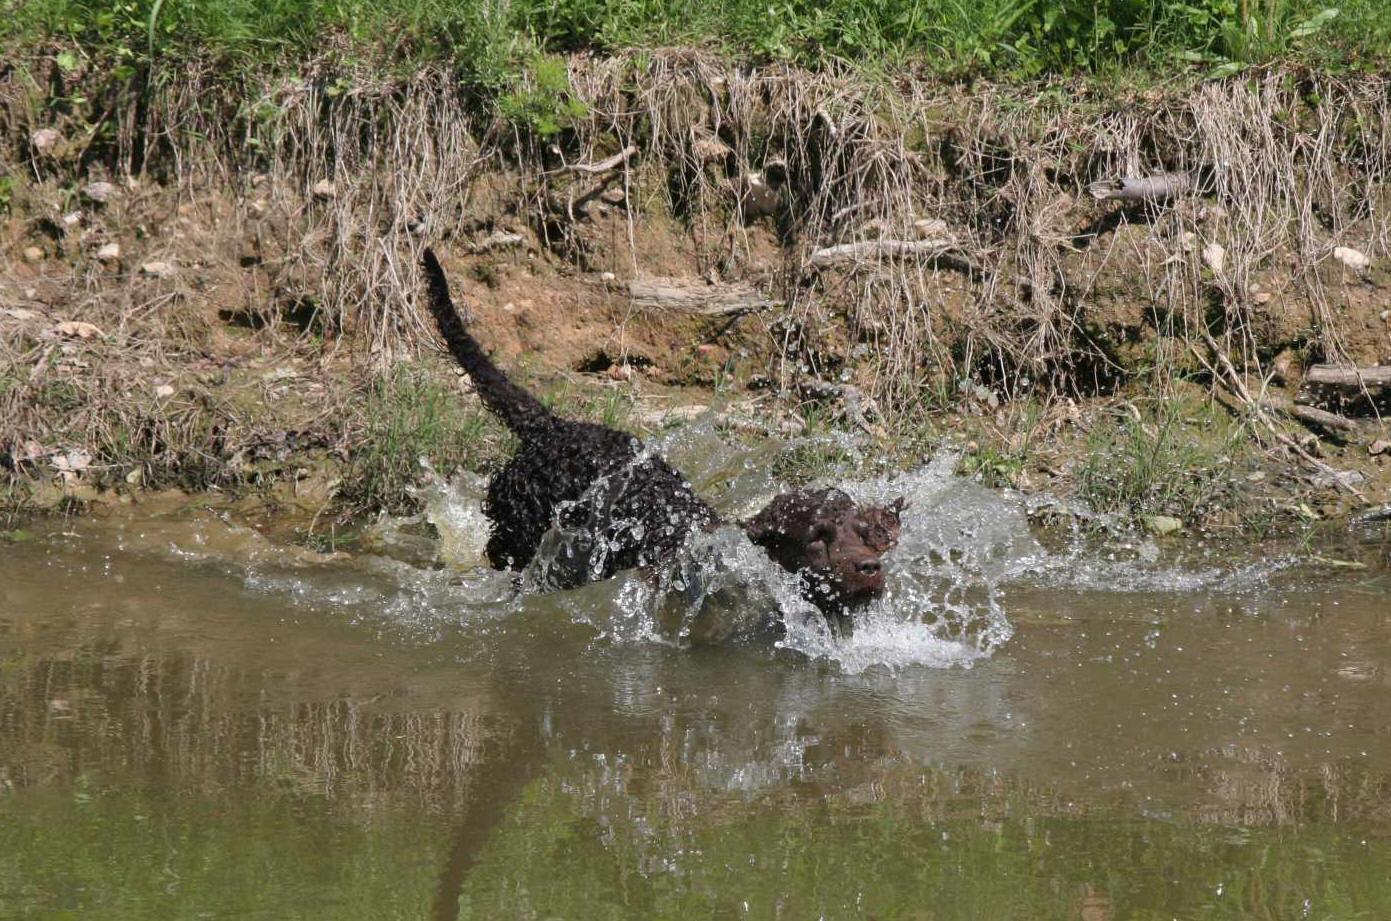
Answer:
[{"left": 1, "top": 478, "right": 1390, "bottom": 917}]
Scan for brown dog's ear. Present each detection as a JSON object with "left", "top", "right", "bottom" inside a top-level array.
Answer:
[{"left": 860, "top": 498, "right": 906, "bottom": 551}]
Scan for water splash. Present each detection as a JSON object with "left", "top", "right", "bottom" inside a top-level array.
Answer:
[
  {"left": 533, "top": 450, "right": 1022, "bottom": 672},
  {"left": 411, "top": 460, "right": 491, "bottom": 569}
]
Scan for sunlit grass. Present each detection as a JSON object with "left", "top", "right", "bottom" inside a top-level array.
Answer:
[{"left": 3, "top": 0, "right": 1387, "bottom": 80}]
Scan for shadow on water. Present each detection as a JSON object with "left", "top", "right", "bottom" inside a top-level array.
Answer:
[{"left": 2, "top": 437, "right": 1391, "bottom": 917}]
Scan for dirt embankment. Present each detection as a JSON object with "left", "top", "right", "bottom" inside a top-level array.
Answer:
[{"left": 2, "top": 53, "right": 1389, "bottom": 544}]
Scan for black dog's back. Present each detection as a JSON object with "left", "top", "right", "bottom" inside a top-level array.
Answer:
[{"left": 421, "top": 249, "right": 717, "bottom": 581}]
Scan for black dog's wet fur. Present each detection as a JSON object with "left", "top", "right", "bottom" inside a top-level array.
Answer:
[
  {"left": 421, "top": 248, "right": 898, "bottom": 608},
  {"left": 423, "top": 248, "right": 716, "bottom": 581}
]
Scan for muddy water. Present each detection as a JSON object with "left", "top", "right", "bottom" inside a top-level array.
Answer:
[{"left": 3, "top": 485, "right": 1390, "bottom": 919}]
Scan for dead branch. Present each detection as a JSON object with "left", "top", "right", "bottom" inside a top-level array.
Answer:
[
  {"left": 1289, "top": 404, "right": 1364, "bottom": 439},
  {"left": 1088, "top": 172, "right": 1195, "bottom": 203},
  {"left": 808, "top": 238, "right": 959, "bottom": 268},
  {"left": 623, "top": 277, "right": 773, "bottom": 316},
  {"left": 554, "top": 145, "right": 638, "bottom": 175},
  {"left": 468, "top": 231, "right": 524, "bottom": 254},
  {"left": 1304, "top": 364, "right": 1391, "bottom": 388},
  {"left": 1195, "top": 333, "right": 1364, "bottom": 497}
]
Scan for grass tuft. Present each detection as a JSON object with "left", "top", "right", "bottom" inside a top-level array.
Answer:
[
  {"left": 1077, "top": 390, "right": 1248, "bottom": 523},
  {"left": 338, "top": 365, "right": 507, "bottom": 514}
]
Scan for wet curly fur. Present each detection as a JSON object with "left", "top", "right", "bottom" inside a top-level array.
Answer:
[{"left": 421, "top": 249, "right": 902, "bottom": 615}]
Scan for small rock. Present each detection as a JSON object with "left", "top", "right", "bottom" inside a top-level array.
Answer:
[
  {"left": 1370, "top": 440, "right": 1391, "bottom": 457},
  {"left": 1251, "top": 291, "right": 1272, "bottom": 305},
  {"left": 501, "top": 302, "right": 516, "bottom": 313},
  {"left": 1143, "top": 515, "right": 1183, "bottom": 537},
  {"left": 913, "top": 218, "right": 950, "bottom": 239},
  {"left": 82, "top": 181, "right": 117, "bottom": 204},
  {"left": 61, "top": 211, "right": 82, "bottom": 229},
  {"left": 22, "top": 246, "right": 43, "bottom": 263},
  {"left": 154, "top": 384, "right": 175, "bottom": 398},
  {"left": 599, "top": 271, "right": 616, "bottom": 283},
  {"left": 1270, "top": 350, "right": 1297, "bottom": 386},
  {"left": 599, "top": 187, "right": 625, "bottom": 205},
  {"left": 125, "top": 467, "right": 144, "bottom": 486},
  {"left": 607, "top": 364, "right": 632, "bottom": 381},
  {"left": 1314, "top": 469, "right": 1366, "bottom": 490},
  {"left": 52, "top": 449, "right": 92, "bottom": 473},
  {"left": 1333, "top": 246, "right": 1371, "bottom": 270},
  {"left": 95, "top": 242, "right": 121, "bottom": 262},
  {"left": 1202, "top": 242, "right": 1226, "bottom": 273},
  {"left": 312, "top": 179, "right": 336, "bottom": 200},
  {"left": 51, "top": 320, "right": 102, "bottom": 339},
  {"left": 140, "top": 261, "right": 175, "bottom": 278},
  {"left": 692, "top": 137, "right": 733, "bottom": 163},
  {"left": 30, "top": 128, "right": 61, "bottom": 153}
]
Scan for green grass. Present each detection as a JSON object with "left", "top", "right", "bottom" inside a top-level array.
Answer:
[
  {"left": 1077, "top": 390, "right": 1248, "bottom": 524},
  {"left": 4, "top": 0, "right": 1387, "bottom": 83},
  {"left": 339, "top": 364, "right": 507, "bottom": 514},
  {"left": 337, "top": 363, "right": 635, "bottom": 515}
]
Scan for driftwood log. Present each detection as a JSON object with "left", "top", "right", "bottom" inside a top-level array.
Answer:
[
  {"left": 622, "top": 276, "right": 772, "bottom": 317},
  {"left": 551, "top": 145, "right": 638, "bottom": 175},
  {"left": 1089, "top": 171, "right": 1197, "bottom": 203},
  {"left": 1305, "top": 364, "right": 1391, "bottom": 388},
  {"left": 808, "top": 237, "right": 958, "bottom": 268}
]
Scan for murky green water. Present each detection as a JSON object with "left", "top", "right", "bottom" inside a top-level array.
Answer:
[{"left": 3, "top": 496, "right": 1390, "bottom": 920}]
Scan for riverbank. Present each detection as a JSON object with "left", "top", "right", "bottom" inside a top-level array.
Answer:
[{"left": 2, "top": 50, "right": 1389, "bottom": 548}]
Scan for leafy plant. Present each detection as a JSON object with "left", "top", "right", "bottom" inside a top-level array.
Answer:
[{"left": 497, "top": 53, "right": 588, "bottom": 138}]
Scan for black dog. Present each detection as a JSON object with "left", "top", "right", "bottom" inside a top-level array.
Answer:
[{"left": 421, "top": 249, "right": 902, "bottom": 621}]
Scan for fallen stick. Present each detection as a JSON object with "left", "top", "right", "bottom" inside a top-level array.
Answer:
[
  {"left": 553, "top": 145, "right": 638, "bottom": 175},
  {"left": 623, "top": 277, "right": 772, "bottom": 317},
  {"left": 1194, "top": 334, "right": 1364, "bottom": 498},
  {"left": 1259, "top": 393, "right": 1365, "bottom": 440},
  {"left": 1289, "top": 403, "right": 1364, "bottom": 438},
  {"left": 1088, "top": 171, "right": 1196, "bottom": 203},
  {"left": 808, "top": 237, "right": 958, "bottom": 268},
  {"left": 1304, "top": 364, "right": 1391, "bottom": 388}
]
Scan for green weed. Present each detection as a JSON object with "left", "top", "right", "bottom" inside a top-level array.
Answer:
[
  {"left": 340, "top": 366, "right": 506, "bottom": 514},
  {"left": 1077, "top": 393, "right": 1247, "bottom": 524},
  {"left": 3, "top": 0, "right": 1385, "bottom": 83},
  {"left": 497, "top": 53, "right": 588, "bottom": 138}
]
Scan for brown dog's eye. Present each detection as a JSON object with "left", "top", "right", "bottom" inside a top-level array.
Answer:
[{"left": 809, "top": 523, "right": 837, "bottom": 546}]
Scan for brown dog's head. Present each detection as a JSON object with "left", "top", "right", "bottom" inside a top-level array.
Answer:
[{"left": 742, "top": 487, "right": 905, "bottom": 624}]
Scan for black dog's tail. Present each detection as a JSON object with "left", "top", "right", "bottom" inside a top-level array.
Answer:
[{"left": 421, "top": 248, "right": 553, "bottom": 439}]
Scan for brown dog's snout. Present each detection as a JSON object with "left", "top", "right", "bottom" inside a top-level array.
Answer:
[{"left": 855, "top": 559, "right": 882, "bottom": 576}]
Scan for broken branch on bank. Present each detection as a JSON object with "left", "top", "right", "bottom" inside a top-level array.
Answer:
[
  {"left": 1304, "top": 364, "right": 1391, "bottom": 388},
  {"left": 620, "top": 276, "right": 773, "bottom": 317},
  {"left": 808, "top": 237, "right": 959, "bottom": 268}
]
